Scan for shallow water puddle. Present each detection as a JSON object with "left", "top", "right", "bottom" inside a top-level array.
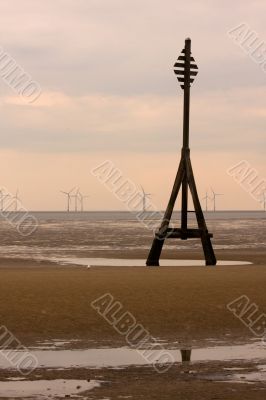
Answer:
[
  {"left": 33, "top": 338, "right": 82, "bottom": 350},
  {"left": 0, "top": 343, "right": 265, "bottom": 369},
  {"left": 0, "top": 379, "right": 99, "bottom": 398},
  {"left": 221, "top": 365, "right": 266, "bottom": 384},
  {"left": 52, "top": 257, "right": 252, "bottom": 267}
]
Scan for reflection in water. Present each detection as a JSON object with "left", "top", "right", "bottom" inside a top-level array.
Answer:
[
  {"left": 180, "top": 349, "right": 191, "bottom": 363},
  {"left": 0, "top": 342, "right": 265, "bottom": 369}
]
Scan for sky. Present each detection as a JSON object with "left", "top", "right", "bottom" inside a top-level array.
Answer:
[{"left": 0, "top": 0, "right": 265, "bottom": 211}]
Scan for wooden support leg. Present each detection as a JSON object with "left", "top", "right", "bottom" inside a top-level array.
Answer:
[
  {"left": 146, "top": 237, "right": 164, "bottom": 266},
  {"left": 185, "top": 156, "right": 216, "bottom": 266},
  {"left": 200, "top": 234, "right": 217, "bottom": 266},
  {"left": 181, "top": 174, "right": 188, "bottom": 239},
  {"left": 146, "top": 158, "right": 185, "bottom": 266}
]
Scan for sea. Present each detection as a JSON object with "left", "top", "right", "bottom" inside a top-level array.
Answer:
[
  {"left": 1, "top": 210, "right": 263, "bottom": 221},
  {"left": 0, "top": 211, "right": 264, "bottom": 265}
]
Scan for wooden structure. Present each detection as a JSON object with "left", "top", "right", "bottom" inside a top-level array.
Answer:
[{"left": 146, "top": 38, "right": 216, "bottom": 266}]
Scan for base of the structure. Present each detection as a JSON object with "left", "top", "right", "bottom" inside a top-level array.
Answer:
[
  {"left": 146, "top": 262, "right": 216, "bottom": 267},
  {"left": 206, "top": 261, "right": 217, "bottom": 266},
  {"left": 146, "top": 259, "right": 216, "bottom": 267},
  {"left": 146, "top": 261, "right": 159, "bottom": 267}
]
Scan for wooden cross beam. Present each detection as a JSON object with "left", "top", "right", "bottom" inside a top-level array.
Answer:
[{"left": 146, "top": 38, "right": 217, "bottom": 267}]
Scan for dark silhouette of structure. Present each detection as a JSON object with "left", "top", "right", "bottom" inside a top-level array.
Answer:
[{"left": 146, "top": 38, "right": 217, "bottom": 266}]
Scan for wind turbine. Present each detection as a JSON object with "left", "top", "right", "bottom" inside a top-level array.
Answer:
[
  {"left": 141, "top": 185, "right": 151, "bottom": 212},
  {"left": 210, "top": 187, "right": 223, "bottom": 212},
  {"left": 202, "top": 191, "right": 210, "bottom": 212},
  {"left": 13, "top": 189, "right": 20, "bottom": 211},
  {"left": 78, "top": 190, "right": 89, "bottom": 212},
  {"left": 60, "top": 187, "right": 76, "bottom": 212},
  {"left": 0, "top": 189, "right": 10, "bottom": 211},
  {"left": 73, "top": 188, "right": 80, "bottom": 212},
  {"left": 262, "top": 192, "right": 266, "bottom": 212}
]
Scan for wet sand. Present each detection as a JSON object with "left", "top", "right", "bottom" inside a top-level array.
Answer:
[
  {"left": 0, "top": 253, "right": 265, "bottom": 398},
  {"left": 0, "top": 249, "right": 265, "bottom": 348},
  {"left": 1, "top": 361, "right": 266, "bottom": 400},
  {"left": 0, "top": 215, "right": 265, "bottom": 398}
]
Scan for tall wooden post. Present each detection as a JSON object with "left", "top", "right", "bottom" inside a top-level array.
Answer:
[
  {"left": 146, "top": 38, "right": 217, "bottom": 267},
  {"left": 181, "top": 39, "right": 190, "bottom": 238}
]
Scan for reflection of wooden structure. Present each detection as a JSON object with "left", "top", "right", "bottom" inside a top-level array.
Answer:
[
  {"left": 181, "top": 349, "right": 191, "bottom": 363},
  {"left": 146, "top": 38, "right": 216, "bottom": 266}
]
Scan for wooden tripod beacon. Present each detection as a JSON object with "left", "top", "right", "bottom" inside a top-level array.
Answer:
[{"left": 146, "top": 38, "right": 217, "bottom": 266}]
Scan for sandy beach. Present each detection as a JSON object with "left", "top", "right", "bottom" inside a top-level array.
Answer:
[
  {"left": 0, "top": 213, "right": 265, "bottom": 398},
  {"left": 1, "top": 259, "right": 266, "bottom": 399},
  {"left": 0, "top": 255, "right": 265, "bottom": 347}
]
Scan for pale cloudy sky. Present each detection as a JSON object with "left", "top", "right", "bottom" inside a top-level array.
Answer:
[{"left": 0, "top": 0, "right": 265, "bottom": 210}]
